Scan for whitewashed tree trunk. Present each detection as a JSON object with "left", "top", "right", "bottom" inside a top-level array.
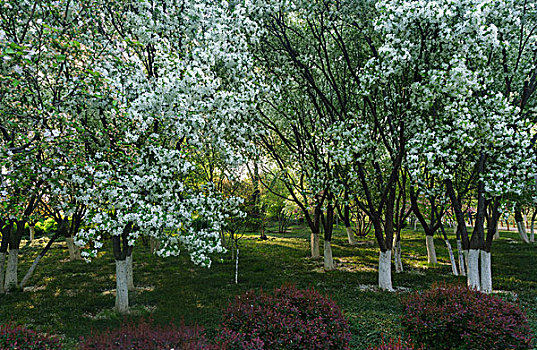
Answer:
[
  {"left": 426, "top": 236, "right": 437, "bottom": 264},
  {"left": 4, "top": 249, "right": 18, "bottom": 291},
  {"left": 467, "top": 249, "right": 480, "bottom": 291},
  {"left": 66, "top": 238, "right": 77, "bottom": 261},
  {"left": 126, "top": 255, "right": 134, "bottom": 291},
  {"left": 20, "top": 256, "right": 41, "bottom": 288},
  {"left": 463, "top": 250, "right": 469, "bottom": 274},
  {"left": 378, "top": 250, "right": 393, "bottom": 291},
  {"left": 516, "top": 222, "right": 530, "bottom": 243},
  {"left": 323, "top": 240, "right": 335, "bottom": 271},
  {"left": 493, "top": 226, "right": 500, "bottom": 240},
  {"left": 0, "top": 252, "right": 5, "bottom": 294},
  {"left": 393, "top": 239, "right": 403, "bottom": 273},
  {"left": 531, "top": 220, "right": 535, "bottom": 243},
  {"left": 311, "top": 233, "right": 320, "bottom": 259},
  {"left": 445, "top": 240, "right": 458, "bottom": 276},
  {"left": 456, "top": 240, "right": 466, "bottom": 276},
  {"left": 115, "top": 259, "right": 129, "bottom": 314},
  {"left": 29, "top": 226, "right": 35, "bottom": 242},
  {"left": 235, "top": 247, "right": 239, "bottom": 284},
  {"left": 345, "top": 226, "right": 357, "bottom": 245},
  {"left": 413, "top": 217, "right": 417, "bottom": 230},
  {"left": 480, "top": 250, "right": 492, "bottom": 293}
]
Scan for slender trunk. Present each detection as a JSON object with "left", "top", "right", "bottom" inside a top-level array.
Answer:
[
  {"left": 480, "top": 250, "right": 492, "bottom": 293},
  {"left": 126, "top": 254, "right": 134, "bottom": 291},
  {"left": 234, "top": 245, "right": 239, "bottom": 283},
  {"left": 457, "top": 240, "right": 466, "bottom": 276},
  {"left": 425, "top": 235, "right": 437, "bottom": 264},
  {"left": 323, "top": 240, "right": 335, "bottom": 271},
  {"left": 463, "top": 250, "right": 469, "bottom": 274},
  {"left": 66, "top": 237, "right": 77, "bottom": 261},
  {"left": 493, "top": 226, "right": 500, "bottom": 240},
  {"left": 445, "top": 240, "right": 458, "bottom": 276},
  {"left": 378, "top": 250, "right": 393, "bottom": 291},
  {"left": 516, "top": 222, "right": 530, "bottom": 243},
  {"left": 29, "top": 225, "right": 35, "bottom": 241},
  {"left": 530, "top": 210, "right": 536, "bottom": 243},
  {"left": 311, "top": 232, "right": 320, "bottom": 259},
  {"left": 393, "top": 239, "right": 403, "bottom": 273},
  {"left": 345, "top": 226, "right": 357, "bottom": 245},
  {"left": 20, "top": 230, "right": 62, "bottom": 288},
  {"left": 115, "top": 259, "right": 129, "bottom": 314},
  {"left": 4, "top": 249, "right": 18, "bottom": 291},
  {"left": 445, "top": 180, "right": 470, "bottom": 250},
  {"left": 150, "top": 237, "right": 159, "bottom": 254},
  {"left": 467, "top": 249, "right": 480, "bottom": 291},
  {"left": 20, "top": 256, "right": 40, "bottom": 288},
  {"left": 0, "top": 252, "right": 5, "bottom": 294}
]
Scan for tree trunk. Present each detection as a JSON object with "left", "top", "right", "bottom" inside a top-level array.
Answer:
[
  {"left": 516, "top": 222, "right": 530, "bottom": 243},
  {"left": 20, "top": 256, "right": 41, "bottom": 288},
  {"left": 20, "top": 228, "right": 62, "bottom": 289},
  {"left": 457, "top": 240, "right": 466, "bottom": 276},
  {"left": 323, "top": 240, "right": 335, "bottom": 271},
  {"left": 467, "top": 249, "right": 480, "bottom": 291},
  {"left": 345, "top": 226, "right": 357, "bottom": 245},
  {"left": 0, "top": 252, "right": 5, "bottom": 294},
  {"left": 4, "top": 249, "right": 18, "bottom": 291},
  {"left": 235, "top": 246, "right": 239, "bottom": 284},
  {"left": 425, "top": 235, "right": 437, "bottom": 264},
  {"left": 126, "top": 254, "right": 134, "bottom": 291},
  {"left": 311, "top": 232, "right": 320, "bottom": 259},
  {"left": 150, "top": 237, "right": 159, "bottom": 254},
  {"left": 530, "top": 211, "right": 536, "bottom": 243},
  {"left": 29, "top": 225, "right": 35, "bottom": 242},
  {"left": 393, "top": 239, "right": 403, "bottom": 273},
  {"left": 115, "top": 259, "right": 129, "bottom": 314},
  {"left": 66, "top": 237, "right": 77, "bottom": 261},
  {"left": 493, "top": 225, "right": 500, "bottom": 240},
  {"left": 445, "top": 240, "right": 458, "bottom": 276},
  {"left": 378, "top": 250, "right": 393, "bottom": 291},
  {"left": 480, "top": 250, "right": 492, "bottom": 293}
]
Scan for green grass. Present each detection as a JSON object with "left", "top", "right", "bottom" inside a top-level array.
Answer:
[{"left": 1, "top": 225, "right": 536, "bottom": 349}]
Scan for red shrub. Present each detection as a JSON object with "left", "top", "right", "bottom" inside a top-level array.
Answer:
[
  {"left": 0, "top": 323, "right": 62, "bottom": 349},
  {"left": 218, "top": 285, "right": 352, "bottom": 350},
  {"left": 79, "top": 318, "right": 215, "bottom": 350},
  {"left": 401, "top": 283, "right": 533, "bottom": 350},
  {"left": 369, "top": 336, "right": 424, "bottom": 350}
]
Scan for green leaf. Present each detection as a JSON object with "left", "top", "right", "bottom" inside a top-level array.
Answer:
[{"left": 55, "top": 54, "right": 66, "bottom": 62}]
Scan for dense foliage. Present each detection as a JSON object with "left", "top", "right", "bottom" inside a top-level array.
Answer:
[
  {"left": 0, "top": 323, "right": 62, "bottom": 350},
  {"left": 79, "top": 319, "right": 213, "bottom": 350},
  {"left": 402, "top": 284, "right": 534, "bottom": 349},
  {"left": 219, "top": 285, "right": 352, "bottom": 350}
]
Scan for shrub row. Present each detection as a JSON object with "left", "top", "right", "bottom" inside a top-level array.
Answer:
[{"left": 4, "top": 284, "right": 534, "bottom": 349}]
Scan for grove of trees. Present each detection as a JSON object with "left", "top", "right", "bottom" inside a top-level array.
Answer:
[{"left": 1, "top": 0, "right": 537, "bottom": 313}]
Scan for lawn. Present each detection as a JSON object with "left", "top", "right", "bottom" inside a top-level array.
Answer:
[{"left": 1, "top": 224, "right": 536, "bottom": 349}]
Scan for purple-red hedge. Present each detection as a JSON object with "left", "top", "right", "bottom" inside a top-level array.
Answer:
[
  {"left": 79, "top": 318, "right": 215, "bottom": 350},
  {"left": 218, "top": 284, "right": 352, "bottom": 349},
  {"left": 402, "top": 283, "right": 533, "bottom": 350},
  {"left": 0, "top": 323, "right": 62, "bottom": 350}
]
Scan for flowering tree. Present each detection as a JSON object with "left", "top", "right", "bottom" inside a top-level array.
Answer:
[
  {"left": 75, "top": 0, "right": 259, "bottom": 313},
  {"left": 0, "top": 0, "right": 106, "bottom": 291},
  {"left": 378, "top": 0, "right": 537, "bottom": 292}
]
